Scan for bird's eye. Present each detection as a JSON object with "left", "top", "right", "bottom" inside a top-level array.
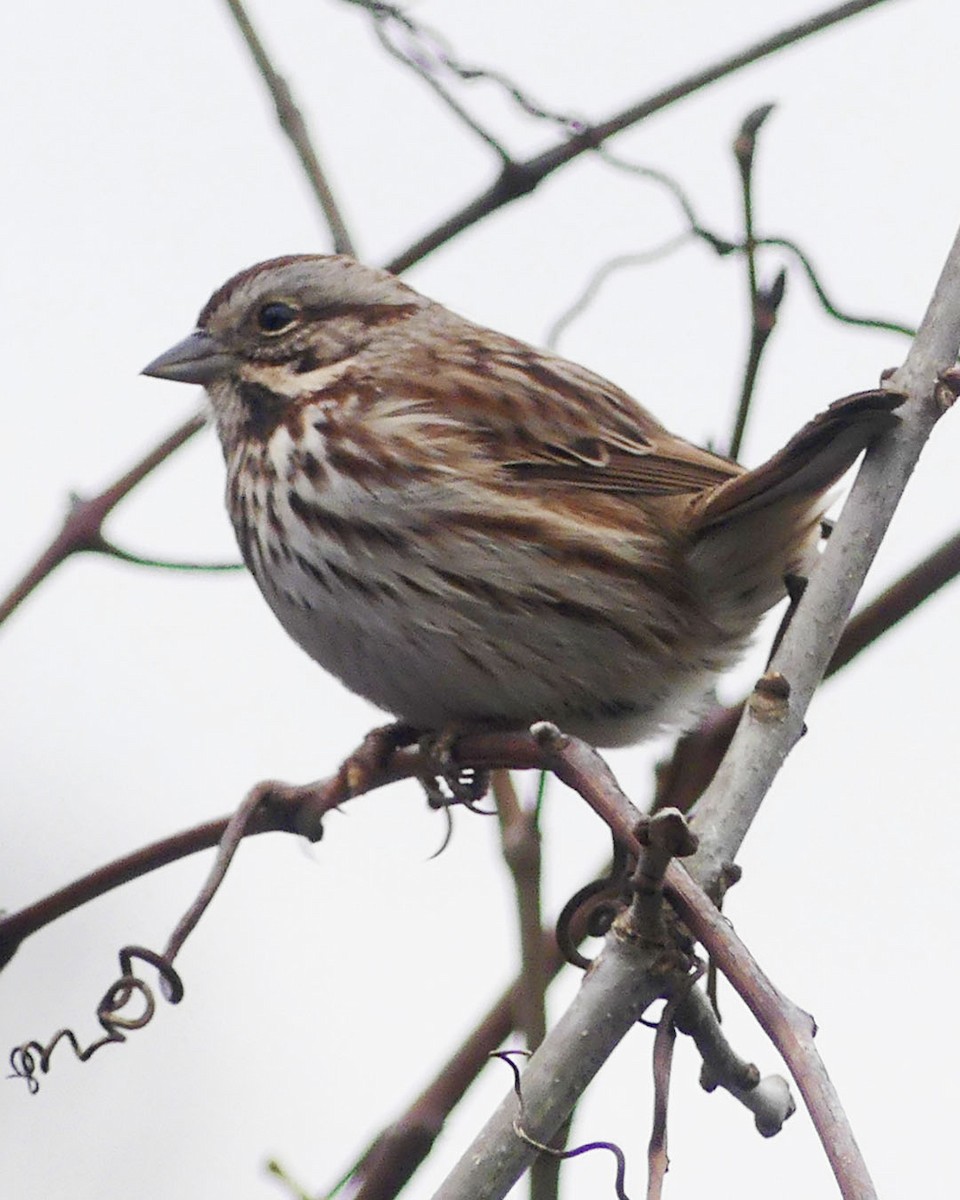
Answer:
[{"left": 257, "top": 301, "right": 298, "bottom": 333}]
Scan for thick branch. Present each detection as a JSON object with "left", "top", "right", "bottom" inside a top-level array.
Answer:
[
  {"left": 690, "top": 222, "right": 960, "bottom": 883},
  {"left": 432, "top": 919, "right": 666, "bottom": 1200}
]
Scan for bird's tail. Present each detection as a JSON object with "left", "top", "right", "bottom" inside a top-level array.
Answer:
[{"left": 687, "top": 387, "right": 903, "bottom": 630}]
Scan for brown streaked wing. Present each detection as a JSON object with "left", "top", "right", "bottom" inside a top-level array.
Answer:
[
  {"left": 503, "top": 450, "right": 740, "bottom": 497},
  {"left": 456, "top": 341, "right": 742, "bottom": 499}
]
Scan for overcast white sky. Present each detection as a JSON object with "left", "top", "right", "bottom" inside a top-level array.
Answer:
[{"left": 2, "top": 2, "right": 959, "bottom": 1197}]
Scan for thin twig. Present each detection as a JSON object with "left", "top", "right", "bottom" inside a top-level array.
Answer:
[
  {"left": 492, "top": 1050, "right": 632, "bottom": 1200},
  {"left": 492, "top": 769, "right": 547, "bottom": 1052},
  {"left": 690, "top": 221, "right": 960, "bottom": 885},
  {"left": 760, "top": 235, "right": 915, "bottom": 336},
  {"left": 489, "top": 771, "right": 562, "bottom": 1200},
  {"left": 222, "top": 0, "right": 355, "bottom": 255},
  {"left": 654, "top": 523, "right": 960, "bottom": 814},
  {"left": 729, "top": 105, "right": 782, "bottom": 459},
  {"left": 387, "top": 0, "right": 893, "bottom": 272},
  {"left": 545, "top": 237, "right": 695, "bottom": 351},
  {"left": 98, "top": 541, "right": 242, "bottom": 572},
  {"left": 0, "top": 411, "right": 206, "bottom": 629},
  {"left": 363, "top": 5, "right": 511, "bottom": 162},
  {"left": 666, "top": 866, "right": 866, "bottom": 1193},
  {"left": 162, "top": 786, "right": 276, "bottom": 963},
  {"left": 1, "top": 725, "right": 885, "bottom": 1198},
  {"left": 647, "top": 965, "right": 705, "bottom": 1200}
]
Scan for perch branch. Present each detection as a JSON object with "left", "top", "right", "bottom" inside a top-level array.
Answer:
[{"left": 689, "top": 223, "right": 960, "bottom": 884}]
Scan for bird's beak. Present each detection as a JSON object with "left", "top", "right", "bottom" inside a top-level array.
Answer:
[{"left": 141, "top": 331, "right": 237, "bottom": 385}]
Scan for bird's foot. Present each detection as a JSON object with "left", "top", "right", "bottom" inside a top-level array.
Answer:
[{"left": 417, "top": 727, "right": 491, "bottom": 811}]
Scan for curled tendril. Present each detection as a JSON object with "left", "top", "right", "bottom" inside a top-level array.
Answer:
[
  {"left": 555, "top": 836, "right": 633, "bottom": 969},
  {"left": 492, "top": 1050, "right": 632, "bottom": 1199},
  {"left": 347, "top": 2, "right": 913, "bottom": 347},
  {"left": 8, "top": 945, "right": 183, "bottom": 1093}
]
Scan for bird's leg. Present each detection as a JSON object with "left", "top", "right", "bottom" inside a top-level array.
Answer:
[
  {"left": 417, "top": 727, "right": 492, "bottom": 810},
  {"left": 766, "top": 572, "right": 808, "bottom": 665}
]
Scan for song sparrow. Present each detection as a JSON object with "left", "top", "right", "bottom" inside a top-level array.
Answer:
[{"left": 143, "top": 255, "right": 899, "bottom": 747}]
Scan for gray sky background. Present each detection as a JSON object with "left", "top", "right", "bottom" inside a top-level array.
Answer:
[{"left": 2, "top": 2, "right": 959, "bottom": 1197}]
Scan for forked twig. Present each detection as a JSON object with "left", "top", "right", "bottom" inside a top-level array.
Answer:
[
  {"left": 5, "top": 725, "right": 864, "bottom": 1197},
  {"left": 0, "top": 411, "right": 206, "bottom": 629},
  {"left": 387, "top": 0, "right": 893, "bottom": 273}
]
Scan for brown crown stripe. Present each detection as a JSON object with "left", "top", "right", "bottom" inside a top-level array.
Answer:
[{"left": 199, "top": 255, "right": 311, "bottom": 323}]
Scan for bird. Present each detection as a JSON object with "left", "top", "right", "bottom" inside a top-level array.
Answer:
[{"left": 142, "top": 254, "right": 899, "bottom": 749}]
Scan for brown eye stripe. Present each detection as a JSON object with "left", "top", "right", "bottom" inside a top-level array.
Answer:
[{"left": 300, "top": 301, "right": 422, "bottom": 327}]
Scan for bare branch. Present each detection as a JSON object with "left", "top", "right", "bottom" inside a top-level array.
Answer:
[
  {"left": 0, "top": 411, "right": 206, "bottom": 629},
  {"left": 690, "top": 222, "right": 960, "bottom": 883},
  {"left": 666, "top": 866, "right": 871, "bottom": 1197},
  {"left": 222, "top": 0, "right": 356, "bottom": 255},
  {"left": 387, "top": 0, "right": 894, "bottom": 272},
  {"left": 676, "top": 988, "right": 794, "bottom": 1136},
  {"left": 491, "top": 770, "right": 547, "bottom": 1053},
  {"left": 4, "top": 722, "right": 880, "bottom": 1196},
  {"left": 729, "top": 104, "right": 783, "bottom": 459}
]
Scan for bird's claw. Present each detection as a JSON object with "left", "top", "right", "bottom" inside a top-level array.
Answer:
[{"left": 417, "top": 729, "right": 491, "bottom": 810}]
